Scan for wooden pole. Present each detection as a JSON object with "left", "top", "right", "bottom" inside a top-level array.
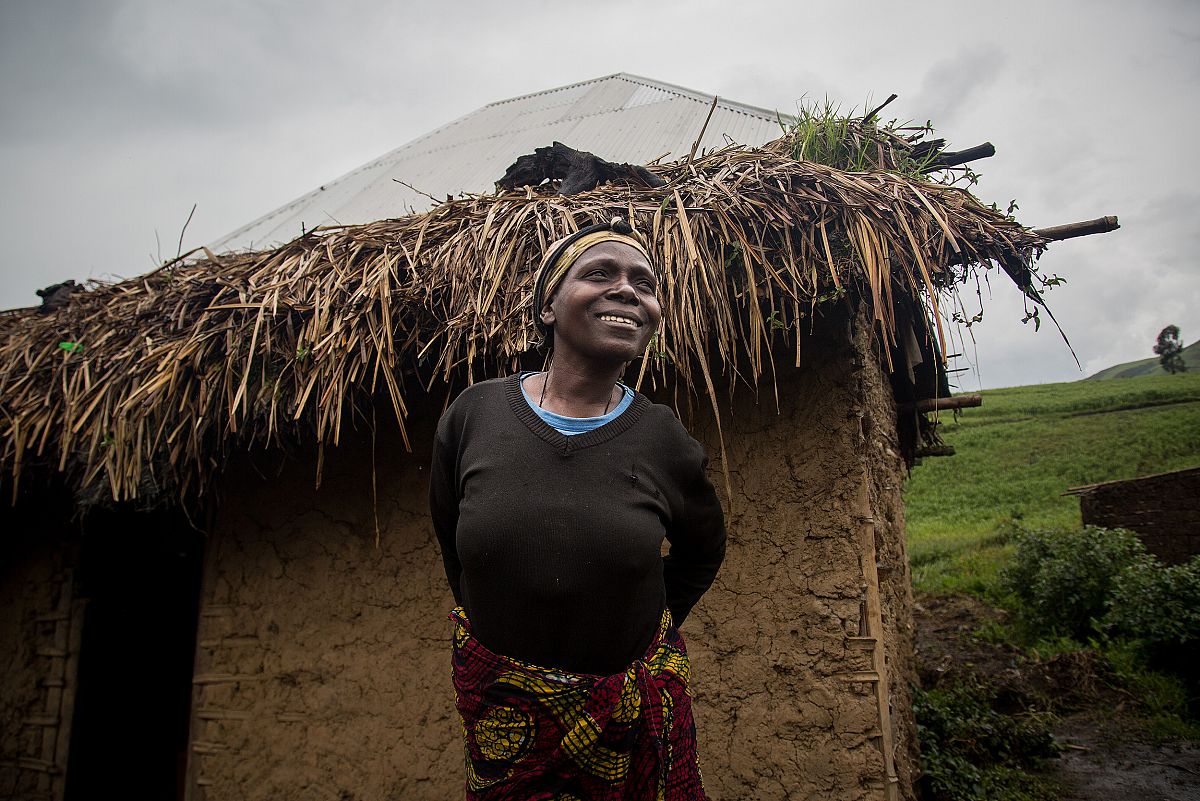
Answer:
[
  {"left": 1034, "top": 216, "right": 1120, "bottom": 241},
  {"left": 854, "top": 465, "right": 901, "bottom": 801},
  {"left": 686, "top": 97, "right": 719, "bottom": 169},
  {"left": 900, "top": 394, "right": 982, "bottom": 413},
  {"left": 927, "top": 142, "right": 996, "bottom": 168}
]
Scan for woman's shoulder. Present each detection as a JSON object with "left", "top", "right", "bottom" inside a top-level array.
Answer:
[
  {"left": 634, "top": 394, "right": 688, "bottom": 427},
  {"left": 449, "top": 375, "right": 512, "bottom": 406},
  {"left": 632, "top": 395, "right": 706, "bottom": 453},
  {"left": 436, "top": 375, "right": 515, "bottom": 433}
]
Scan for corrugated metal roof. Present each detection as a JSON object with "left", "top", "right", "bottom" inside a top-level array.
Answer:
[{"left": 211, "top": 73, "right": 791, "bottom": 253}]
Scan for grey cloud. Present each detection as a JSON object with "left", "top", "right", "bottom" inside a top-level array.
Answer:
[
  {"left": 912, "top": 46, "right": 1008, "bottom": 131},
  {"left": 0, "top": 2, "right": 450, "bottom": 145}
]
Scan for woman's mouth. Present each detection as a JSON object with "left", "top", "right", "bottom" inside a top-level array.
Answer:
[{"left": 597, "top": 313, "right": 640, "bottom": 328}]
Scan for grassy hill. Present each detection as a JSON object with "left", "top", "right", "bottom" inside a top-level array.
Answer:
[
  {"left": 1086, "top": 339, "right": 1200, "bottom": 380},
  {"left": 904, "top": 372, "right": 1200, "bottom": 595}
]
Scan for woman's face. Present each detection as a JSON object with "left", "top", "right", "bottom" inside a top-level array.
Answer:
[{"left": 541, "top": 241, "right": 661, "bottom": 366}]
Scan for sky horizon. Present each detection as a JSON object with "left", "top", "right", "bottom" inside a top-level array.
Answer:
[{"left": 2, "top": 1, "right": 1197, "bottom": 391}]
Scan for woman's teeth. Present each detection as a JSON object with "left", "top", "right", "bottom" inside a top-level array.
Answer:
[{"left": 599, "top": 314, "right": 638, "bottom": 327}]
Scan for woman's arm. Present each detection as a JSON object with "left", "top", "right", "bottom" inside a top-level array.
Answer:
[
  {"left": 429, "top": 424, "right": 464, "bottom": 605},
  {"left": 663, "top": 451, "right": 727, "bottom": 627}
]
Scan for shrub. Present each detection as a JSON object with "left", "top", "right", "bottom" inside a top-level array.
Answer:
[
  {"left": 1106, "top": 555, "right": 1200, "bottom": 678},
  {"left": 1000, "top": 525, "right": 1200, "bottom": 717},
  {"left": 1102, "top": 639, "right": 1200, "bottom": 735},
  {"left": 999, "top": 524, "right": 1151, "bottom": 639},
  {"left": 914, "top": 682, "right": 1060, "bottom": 801}
]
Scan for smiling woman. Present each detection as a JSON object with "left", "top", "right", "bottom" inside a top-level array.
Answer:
[
  {"left": 429, "top": 217, "right": 725, "bottom": 800},
  {"left": 530, "top": 238, "right": 661, "bottom": 415}
]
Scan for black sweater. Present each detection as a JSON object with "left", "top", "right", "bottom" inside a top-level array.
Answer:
[{"left": 429, "top": 375, "right": 726, "bottom": 675}]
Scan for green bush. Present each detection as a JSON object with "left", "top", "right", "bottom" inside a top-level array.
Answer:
[
  {"left": 1107, "top": 555, "right": 1200, "bottom": 645},
  {"left": 1107, "top": 555, "right": 1200, "bottom": 678},
  {"left": 914, "top": 682, "right": 1060, "bottom": 801},
  {"left": 1102, "top": 639, "right": 1200, "bottom": 736},
  {"left": 999, "top": 524, "right": 1151, "bottom": 639},
  {"left": 999, "top": 525, "right": 1200, "bottom": 718}
]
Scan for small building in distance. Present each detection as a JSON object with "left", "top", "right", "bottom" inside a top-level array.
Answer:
[{"left": 1067, "top": 466, "right": 1200, "bottom": 564}]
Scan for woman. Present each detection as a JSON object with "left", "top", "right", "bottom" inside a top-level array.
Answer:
[{"left": 429, "top": 217, "right": 726, "bottom": 800}]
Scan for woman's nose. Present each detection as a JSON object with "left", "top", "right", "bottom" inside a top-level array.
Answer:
[{"left": 607, "top": 278, "right": 638, "bottom": 302}]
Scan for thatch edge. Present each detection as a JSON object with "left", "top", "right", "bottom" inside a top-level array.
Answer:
[{"left": 0, "top": 140, "right": 1049, "bottom": 505}]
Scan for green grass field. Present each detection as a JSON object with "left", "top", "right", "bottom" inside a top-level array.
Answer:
[{"left": 904, "top": 372, "right": 1200, "bottom": 595}]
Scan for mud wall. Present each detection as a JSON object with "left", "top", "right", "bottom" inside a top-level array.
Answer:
[
  {"left": 0, "top": 514, "right": 79, "bottom": 801},
  {"left": 668, "top": 308, "right": 915, "bottom": 801},
  {"left": 856, "top": 321, "right": 919, "bottom": 797},
  {"left": 188, "top": 307, "right": 915, "bottom": 801},
  {"left": 186, "top": 406, "right": 459, "bottom": 800}
]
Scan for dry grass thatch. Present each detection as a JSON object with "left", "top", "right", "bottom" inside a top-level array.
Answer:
[{"left": 0, "top": 136, "right": 1049, "bottom": 505}]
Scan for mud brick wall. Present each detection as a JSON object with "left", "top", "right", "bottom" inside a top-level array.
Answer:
[
  {"left": 188, "top": 307, "right": 915, "bottom": 801},
  {"left": 1079, "top": 467, "right": 1200, "bottom": 565}
]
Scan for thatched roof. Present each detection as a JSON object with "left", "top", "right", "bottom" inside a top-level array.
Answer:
[{"left": 0, "top": 134, "right": 1050, "bottom": 506}]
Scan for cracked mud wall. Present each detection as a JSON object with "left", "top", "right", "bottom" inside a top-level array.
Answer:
[
  {"left": 189, "top": 306, "right": 915, "bottom": 801},
  {"left": 188, "top": 405, "right": 460, "bottom": 801},
  {"left": 665, "top": 307, "right": 916, "bottom": 801}
]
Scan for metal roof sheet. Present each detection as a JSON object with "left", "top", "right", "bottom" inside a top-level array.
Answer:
[{"left": 211, "top": 73, "right": 791, "bottom": 252}]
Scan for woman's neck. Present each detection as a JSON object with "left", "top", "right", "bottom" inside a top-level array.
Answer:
[{"left": 533, "top": 360, "right": 624, "bottom": 417}]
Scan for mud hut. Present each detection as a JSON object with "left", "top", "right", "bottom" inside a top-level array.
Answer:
[{"left": 0, "top": 78, "right": 1113, "bottom": 801}]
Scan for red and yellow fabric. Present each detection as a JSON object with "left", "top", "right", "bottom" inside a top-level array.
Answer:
[{"left": 449, "top": 607, "right": 706, "bottom": 801}]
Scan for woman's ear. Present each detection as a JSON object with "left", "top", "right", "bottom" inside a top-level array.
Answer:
[{"left": 539, "top": 302, "right": 555, "bottom": 328}]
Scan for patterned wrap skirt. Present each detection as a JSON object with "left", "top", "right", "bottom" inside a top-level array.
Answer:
[{"left": 449, "top": 607, "right": 707, "bottom": 801}]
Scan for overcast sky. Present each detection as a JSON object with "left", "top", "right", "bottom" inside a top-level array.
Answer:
[{"left": 1, "top": 0, "right": 1197, "bottom": 389}]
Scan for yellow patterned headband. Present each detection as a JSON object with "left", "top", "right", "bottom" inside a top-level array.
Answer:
[{"left": 532, "top": 217, "right": 651, "bottom": 339}]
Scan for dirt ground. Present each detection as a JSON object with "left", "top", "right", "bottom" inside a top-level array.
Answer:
[
  {"left": 1054, "top": 713, "right": 1200, "bottom": 801},
  {"left": 914, "top": 593, "right": 1200, "bottom": 801}
]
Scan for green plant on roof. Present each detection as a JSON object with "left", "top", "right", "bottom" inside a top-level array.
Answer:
[
  {"left": 783, "top": 97, "right": 941, "bottom": 178},
  {"left": 781, "top": 96, "right": 997, "bottom": 194}
]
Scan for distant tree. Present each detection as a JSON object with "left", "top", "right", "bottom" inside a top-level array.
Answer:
[{"left": 1153, "top": 325, "right": 1187, "bottom": 374}]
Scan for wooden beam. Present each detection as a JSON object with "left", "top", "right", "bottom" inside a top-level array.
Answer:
[
  {"left": 901, "top": 394, "right": 982, "bottom": 413},
  {"left": 1034, "top": 216, "right": 1120, "bottom": 241},
  {"left": 927, "top": 142, "right": 996, "bottom": 168}
]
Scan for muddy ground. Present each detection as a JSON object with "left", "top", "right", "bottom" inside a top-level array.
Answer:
[{"left": 914, "top": 593, "right": 1200, "bottom": 801}]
